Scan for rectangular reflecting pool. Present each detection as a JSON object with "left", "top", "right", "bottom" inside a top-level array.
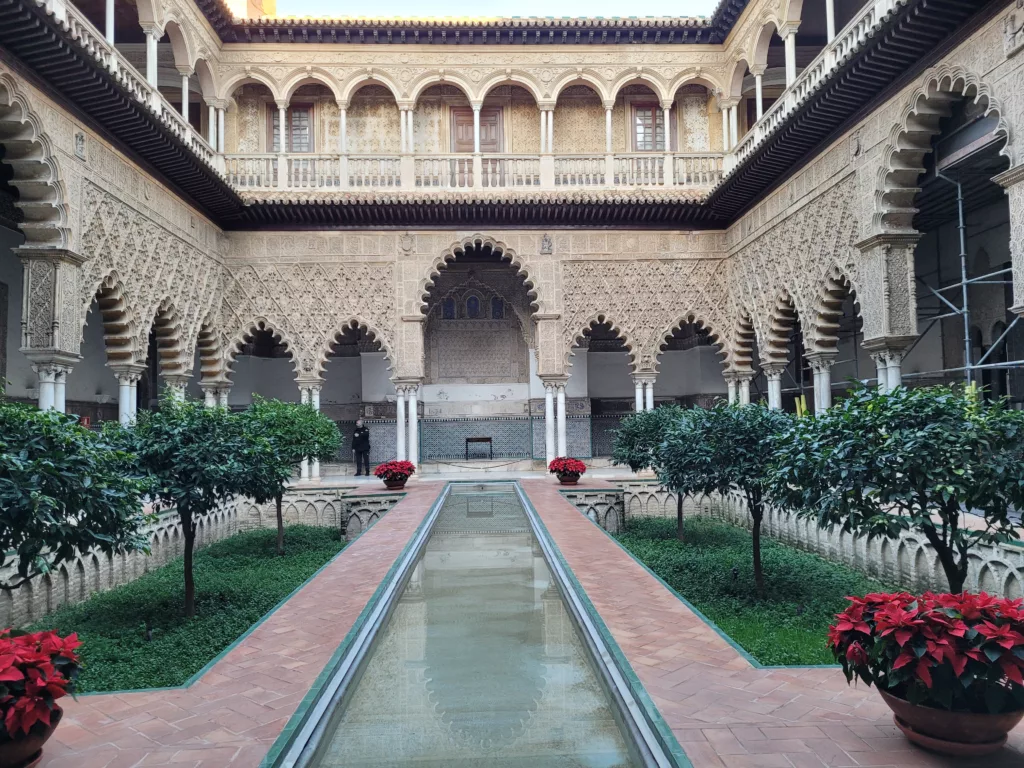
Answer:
[{"left": 288, "top": 484, "right": 658, "bottom": 768}]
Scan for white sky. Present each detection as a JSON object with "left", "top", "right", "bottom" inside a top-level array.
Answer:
[{"left": 274, "top": 0, "right": 722, "bottom": 19}]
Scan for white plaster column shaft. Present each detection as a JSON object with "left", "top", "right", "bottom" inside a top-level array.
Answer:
[
  {"left": 277, "top": 105, "right": 287, "bottom": 152},
  {"left": 144, "top": 27, "right": 158, "bottom": 88},
  {"left": 53, "top": 368, "right": 68, "bottom": 413},
  {"left": 546, "top": 109, "right": 554, "bottom": 155},
  {"left": 539, "top": 110, "right": 547, "bottom": 153},
  {"left": 873, "top": 353, "right": 888, "bottom": 392},
  {"left": 299, "top": 386, "right": 310, "bottom": 481},
  {"left": 396, "top": 388, "right": 407, "bottom": 461},
  {"left": 339, "top": 106, "right": 347, "bottom": 153},
  {"left": 544, "top": 383, "right": 556, "bottom": 465},
  {"left": 407, "top": 386, "right": 419, "bottom": 467},
  {"left": 785, "top": 31, "right": 797, "bottom": 86},
  {"left": 754, "top": 73, "right": 764, "bottom": 120},
  {"left": 644, "top": 379, "right": 655, "bottom": 411},
  {"left": 726, "top": 377, "right": 738, "bottom": 405},
  {"left": 737, "top": 376, "right": 751, "bottom": 406},
  {"left": 808, "top": 355, "right": 836, "bottom": 414},
  {"left": 825, "top": 0, "right": 836, "bottom": 41},
  {"left": 729, "top": 105, "right": 738, "bottom": 149},
  {"left": 556, "top": 384, "right": 567, "bottom": 458},
  {"left": 473, "top": 106, "right": 481, "bottom": 153},
  {"left": 217, "top": 108, "right": 225, "bottom": 153},
  {"left": 720, "top": 104, "right": 730, "bottom": 150},
  {"left": 180, "top": 74, "right": 190, "bottom": 122},
  {"left": 765, "top": 367, "right": 784, "bottom": 410},
  {"left": 605, "top": 107, "right": 613, "bottom": 153},
  {"left": 310, "top": 385, "right": 322, "bottom": 481},
  {"left": 217, "top": 388, "right": 230, "bottom": 408},
  {"left": 207, "top": 103, "right": 216, "bottom": 146},
  {"left": 634, "top": 378, "right": 644, "bottom": 412},
  {"left": 105, "top": 0, "right": 114, "bottom": 43}
]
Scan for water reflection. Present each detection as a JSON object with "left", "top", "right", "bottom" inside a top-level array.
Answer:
[{"left": 315, "top": 491, "right": 639, "bottom": 767}]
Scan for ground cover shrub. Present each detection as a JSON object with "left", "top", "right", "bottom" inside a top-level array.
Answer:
[
  {"left": 616, "top": 516, "right": 892, "bottom": 665},
  {"left": 28, "top": 526, "right": 344, "bottom": 692}
]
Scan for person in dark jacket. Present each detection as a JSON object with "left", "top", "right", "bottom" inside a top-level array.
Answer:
[{"left": 352, "top": 419, "right": 371, "bottom": 476}]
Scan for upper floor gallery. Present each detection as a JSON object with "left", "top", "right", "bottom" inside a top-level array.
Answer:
[{"left": 26, "top": 0, "right": 887, "bottom": 196}]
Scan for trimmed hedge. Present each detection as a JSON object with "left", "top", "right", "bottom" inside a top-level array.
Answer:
[
  {"left": 29, "top": 526, "right": 345, "bottom": 692},
  {"left": 615, "top": 516, "right": 892, "bottom": 665}
]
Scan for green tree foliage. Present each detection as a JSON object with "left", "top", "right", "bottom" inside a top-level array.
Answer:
[
  {"left": 659, "top": 403, "right": 792, "bottom": 596},
  {"left": 0, "top": 401, "right": 150, "bottom": 591},
  {"left": 612, "top": 406, "right": 687, "bottom": 539},
  {"left": 767, "top": 385, "right": 1024, "bottom": 593},
  {"left": 239, "top": 397, "right": 342, "bottom": 555},
  {"left": 107, "top": 395, "right": 253, "bottom": 617}
]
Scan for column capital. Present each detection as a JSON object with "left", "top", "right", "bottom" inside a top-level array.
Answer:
[
  {"left": 861, "top": 335, "right": 915, "bottom": 355},
  {"left": 175, "top": 65, "right": 194, "bottom": 78},
  {"left": 30, "top": 361, "right": 74, "bottom": 379},
  {"left": 23, "top": 350, "right": 80, "bottom": 369},
  {"left": 805, "top": 351, "right": 838, "bottom": 373},
  {"left": 749, "top": 65, "right": 766, "bottom": 77},
  {"left": 761, "top": 363, "right": 787, "bottom": 380},
  {"left": 779, "top": 21, "right": 800, "bottom": 37},
  {"left": 632, "top": 373, "right": 656, "bottom": 384},
  {"left": 139, "top": 20, "right": 161, "bottom": 36},
  {"left": 109, "top": 363, "right": 147, "bottom": 385},
  {"left": 718, "top": 97, "right": 739, "bottom": 109},
  {"left": 163, "top": 373, "right": 192, "bottom": 390}
]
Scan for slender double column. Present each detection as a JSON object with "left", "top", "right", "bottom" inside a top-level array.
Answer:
[
  {"left": 112, "top": 365, "right": 146, "bottom": 425},
  {"left": 544, "top": 382, "right": 556, "bottom": 465},
  {"left": 806, "top": 353, "right": 837, "bottom": 414},
  {"left": 393, "top": 382, "right": 421, "bottom": 465},
  {"left": 724, "top": 372, "right": 751, "bottom": 405},
  {"left": 763, "top": 365, "right": 786, "bottom": 410},
  {"left": 870, "top": 349, "right": 906, "bottom": 393}
]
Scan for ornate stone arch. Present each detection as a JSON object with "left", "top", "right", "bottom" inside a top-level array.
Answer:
[
  {"left": 218, "top": 70, "right": 282, "bottom": 103},
  {"left": 874, "top": 66, "right": 1012, "bottom": 234},
  {"left": 477, "top": 71, "right": 545, "bottom": 104},
  {"left": 750, "top": 18, "right": 781, "bottom": 72},
  {"left": 728, "top": 306, "right": 758, "bottom": 374},
  {"left": 726, "top": 58, "right": 750, "bottom": 102},
  {"left": 418, "top": 235, "right": 543, "bottom": 314},
  {"left": 0, "top": 73, "right": 70, "bottom": 247},
  {"left": 314, "top": 316, "right": 394, "bottom": 377},
  {"left": 160, "top": 18, "right": 195, "bottom": 71},
  {"left": 781, "top": 0, "right": 805, "bottom": 24},
  {"left": 193, "top": 59, "right": 217, "bottom": 102},
  {"left": 144, "top": 297, "right": 188, "bottom": 375},
  {"left": 763, "top": 289, "right": 801, "bottom": 366},
  {"left": 195, "top": 311, "right": 227, "bottom": 384},
  {"left": 564, "top": 312, "right": 639, "bottom": 375},
  {"left": 281, "top": 68, "right": 343, "bottom": 104},
  {"left": 225, "top": 318, "right": 303, "bottom": 379},
  {"left": 647, "top": 312, "right": 727, "bottom": 374},
  {"left": 82, "top": 271, "right": 141, "bottom": 367},
  {"left": 549, "top": 71, "right": 611, "bottom": 104},
  {"left": 339, "top": 70, "right": 403, "bottom": 105},
  {"left": 407, "top": 72, "right": 477, "bottom": 104},
  {"left": 609, "top": 70, "right": 671, "bottom": 105},
  {"left": 809, "top": 264, "right": 862, "bottom": 353},
  {"left": 666, "top": 72, "right": 727, "bottom": 101}
]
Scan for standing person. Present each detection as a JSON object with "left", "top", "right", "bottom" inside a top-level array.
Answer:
[{"left": 352, "top": 419, "right": 371, "bottom": 476}]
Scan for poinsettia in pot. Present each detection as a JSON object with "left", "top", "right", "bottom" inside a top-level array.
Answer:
[
  {"left": 374, "top": 460, "right": 415, "bottom": 490},
  {"left": 0, "top": 628, "right": 81, "bottom": 768},
  {"left": 549, "top": 457, "right": 586, "bottom": 486},
  {"left": 829, "top": 591, "right": 1024, "bottom": 756}
]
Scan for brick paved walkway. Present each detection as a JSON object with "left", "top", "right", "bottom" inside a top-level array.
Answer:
[
  {"left": 39, "top": 483, "right": 440, "bottom": 768},
  {"left": 519, "top": 479, "right": 1024, "bottom": 768}
]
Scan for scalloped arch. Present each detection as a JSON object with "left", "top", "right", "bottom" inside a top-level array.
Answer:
[
  {"left": 0, "top": 74, "right": 70, "bottom": 248},
  {"left": 142, "top": 297, "right": 189, "bottom": 376},
  {"left": 314, "top": 316, "right": 394, "bottom": 377},
  {"left": 564, "top": 312, "right": 639, "bottom": 375},
  {"left": 419, "top": 235, "right": 543, "bottom": 314},
  {"left": 647, "top": 312, "right": 727, "bottom": 375},
  {"left": 763, "top": 288, "right": 802, "bottom": 366},
  {"left": 874, "top": 66, "right": 1013, "bottom": 234},
  {"left": 809, "top": 264, "right": 861, "bottom": 353},
  {"left": 82, "top": 271, "right": 141, "bottom": 367},
  {"left": 225, "top": 318, "right": 303, "bottom": 379}
]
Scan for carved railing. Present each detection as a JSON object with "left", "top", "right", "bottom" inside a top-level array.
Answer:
[
  {"left": 55, "top": 1, "right": 220, "bottom": 173},
  {"left": 415, "top": 155, "right": 474, "bottom": 188},
  {"left": 480, "top": 155, "right": 541, "bottom": 188},
  {"left": 555, "top": 155, "right": 607, "bottom": 186},
  {"left": 728, "top": 0, "right": 898, "bottom": 171},
  {"left": 220, "top": 152, "right": 727, "bottom": 192}
]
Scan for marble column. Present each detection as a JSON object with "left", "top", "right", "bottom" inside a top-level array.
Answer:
[
  {"left": 310, "top": 385, "right": 322, "bottom": 481},
  {"left": 180, "top": 72, "right": 190, "bottom": 123},
  {"left": 105, "top": 0, "right": 114, "bottom": 43},
  {"left": 539, "top": 109, "right": 547, "bottom": 153},
  {"left": 764, "top": 366, "right": 785, "bottom": 410},
  {"left": 644, "top": 379, "right": 655, "bottom": 411},
  {"left": 870, "top": 349, "right": 906, "bottom": 393},
  {"left": 729, "top": 105, "right": 738, "bottom": 148},
  {"left": 144, "top": 26, "right": 158, "bottom": 88},
  {"left": 633, "top": 377, "right": 644, "bottom": 413},
  {"left": 53, "top": 367, "right": 69, "bottom": 413},
  {"left": 546, "top": 109, "right": 554, "bottom": 155},
  {"left": 201, "top": 385, "right": 218, "bottom": 408},
  {"left": 217, "top": 107, "right": 225, "bottom": 153},
  {"left": 556, "top": 384, "right": 567, "bottom": 458},
  {"left": 720, "top": 102, "right": 730, "bottom": 150},
  {"left": 737, "top": 375, "right": 752, "bottom": 406},
  {"left": 472, "top": 106, "right": 481, "bottom": 154},
  {"left": 407, "top": 385, "right": 419, "bottom": 467},
  {"left": 299, "top": 386, "right": 310, "bottom": 481},
  {"left": 726, "top": 376, "right": 738, "bottom": 405},
  {"left": 164, "top": 374, "right": 189, "bottom": 402},
  {"left": 605, "top": 107, "right": 613, "bottom": 153},
  {"left": 34, "top": 366, "right": 57, "bottom": 411},
  {"left": 807, "top": 353, "right": 836, "bottom": 413},
  {"left": 396, "top": 387, "right": 407, "bottom": 461},
  {"left": 339, "top": 106, "right": 347, "bottom": 153},
  {"left": 207, "top": 103, "right": 216, "bottom": 146},
  {"left": 114, "top": 368, "right": 143, "bottom": 425},
  {"left": 825, "top": 0, "right": 836, "bottom": 42},
  {"left": 544, "top": 382, "right": 556, "bottom": 465},
  {"left": 753, "top": 69, "right": 764, "bottom": 120},
  {"left": 784, "top": 30, "right": 798, "bottom": 87},
  {"left": 217, "top": 388, "right": 230, "bottom": 408}
]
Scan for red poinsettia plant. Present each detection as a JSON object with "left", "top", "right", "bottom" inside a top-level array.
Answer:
[
  {"left": 829, "top": 591, "right": 1024, "bottom": 714},
  {"left": 373, "top": 460, "right": 416, "bottom": 482},
  {"left": 548, "top": 457, "right": 587, "bottom": 477},
  {"left": 0, "top": 628, "right": 81, "bottom": 742}
]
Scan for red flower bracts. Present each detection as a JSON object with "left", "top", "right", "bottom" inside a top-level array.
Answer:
[
  {"left": 373, "top": 460, "right": 416, "bottom": 482},
  {"left": 0, "top": 629, "right": 80, "bottom": 741},
  {"left": 829, "top": 592, "right": 1024, "bottom": 713},
  {"left": 548, "top": 457, "right": 587, "bottom": 476}
]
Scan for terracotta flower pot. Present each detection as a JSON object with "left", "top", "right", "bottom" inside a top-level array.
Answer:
[
  {"left": 879, "top": 689, "right": 1024, "bottom": 756},
  {"left": 0, "top": 706, "right": 62, "bottom": 768},
  {"left": 557, "top": 473, "right": 580, "bottom": 486},
  {"left": 383, "top": 478, "right": 408, "bottom": 490}
]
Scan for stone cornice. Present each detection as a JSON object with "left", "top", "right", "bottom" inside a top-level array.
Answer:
[
  {"left": 853, "top": 232, "right": 923, "bottom": 252},
  {"left": 993, "top": 164, "right": 1024, "bottom": 189}
]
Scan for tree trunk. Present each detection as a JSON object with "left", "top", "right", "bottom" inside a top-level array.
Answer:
[
  {"left": 750, "top": 502, "right": 765, "bottom": 599},
  {"left": 276, "top": 493, "right": 284, "bottom": 556},
  {"left": 923, "top": 527, "right": 967, "bottom": 592},
  {"left": 676, "top": 493, "right": 685, "bottom": 542},
  {"left": 182, "top": 510, "right": 196, "bottom": 618}
]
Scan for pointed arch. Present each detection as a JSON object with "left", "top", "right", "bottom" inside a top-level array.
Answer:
[
  {"left": 225, "top": 318, "right": 302, "bottom": 379},
  {"left": 874, "top": 66, "right": 1012, "bottom": 234},
  {"left": 315, "top": 316, "right": 394, "bottom": 377},
  {"left": 564, "top": 312, "right": 639, "bottom": 374},
  {"left": 419, "top": 235, "right": 543, "bottom": 314},
  {"left": 0, "top": 73, "right": 70, "bottom": 247},
  {"left": 649, "top": 312, "right": 727, "bottom": 374}
]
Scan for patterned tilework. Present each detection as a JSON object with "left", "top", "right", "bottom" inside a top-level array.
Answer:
[
  {"left": 591, "top": 416, "right": 625, "bottom": 457},
  {"left": 518, "top": 479, "right": 1024, "bottom": 768},
  {"left": 531, "top": 416, "right": 594, "bottom": 458},
  {"left": 420, "top": 417, "right": 534, "bottom": 460},
  {"left": 333, "top": 419, "right": 396, "bottom": 464}
]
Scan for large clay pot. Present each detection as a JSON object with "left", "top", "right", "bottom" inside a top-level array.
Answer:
[
  {"left": 383, "top": 478, "right": 408, "bottom": 490},
  {"left": 557, "top": 473, "right": 580, "bottom": 486},
  {"left": 879, "top": 689, "right": 1024, "bottom": 756},
  {"left": 0, "top": 706, "right": 62, "bottom": 768}
]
